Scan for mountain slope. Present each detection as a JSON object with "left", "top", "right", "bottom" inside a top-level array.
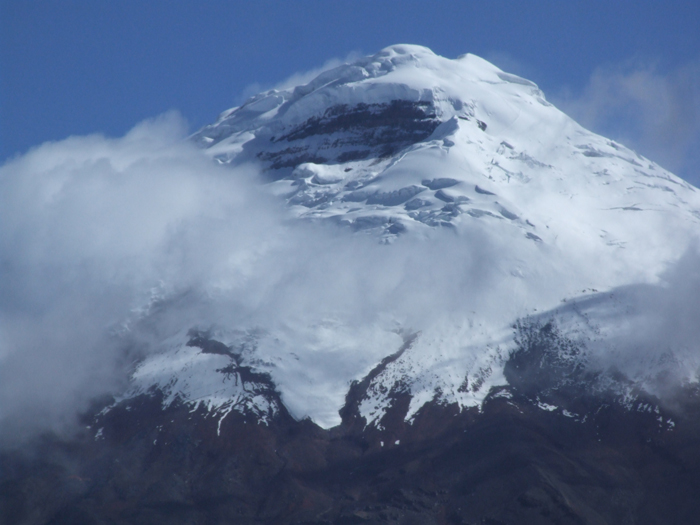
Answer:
[
  {"left": 4, "top": 44, "right": 700, "bottom": 525},
  {"left": 124, "top": 44, "right": 700, "bottom": 430}
]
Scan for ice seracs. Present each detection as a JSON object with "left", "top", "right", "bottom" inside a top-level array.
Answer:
[{"left": 124, "top": 45, "right": 700, "bottom": 429}]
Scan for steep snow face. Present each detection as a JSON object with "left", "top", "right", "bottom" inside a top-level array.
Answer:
[
  {"left": 195, "top": 44, "right": 698, "bottom": 285},
  {"left": 127, "top": 45, "right": 700, "bottom": 429}
]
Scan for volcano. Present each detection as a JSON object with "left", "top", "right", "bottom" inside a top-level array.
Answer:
[{"left": 3, "top": 45, "right": 700, "bottom": 525}]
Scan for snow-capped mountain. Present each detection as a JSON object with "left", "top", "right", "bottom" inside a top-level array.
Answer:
[
  {"left": 7, "top": 44, "right": 700, "bottom": 525},
  {"left": 116, "top": 44, "right": 700, "bottom": 431}
]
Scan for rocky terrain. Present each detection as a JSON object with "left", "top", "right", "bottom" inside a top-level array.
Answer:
[{"left": 4, "top": 320, "right": 700, "bottom": 524}]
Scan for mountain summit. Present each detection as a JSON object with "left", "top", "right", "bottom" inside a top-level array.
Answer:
[
  {"left": 5, "top": 45, "right": 700, "bottom": 525},
  {"left": 193, "top": 43, "right": 698, "bottom": 291},
  {"left": 121, "top": 44, "right": 700, "bottom": 429}
]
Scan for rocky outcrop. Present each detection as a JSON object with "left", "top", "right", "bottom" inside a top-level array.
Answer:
[{"left": 4, "top": 327, "right": 700, "bottom": 525}]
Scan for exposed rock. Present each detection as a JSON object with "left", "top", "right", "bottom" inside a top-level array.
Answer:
[{"left": 4, "top": 325, "right": 700, "bottom": 524}]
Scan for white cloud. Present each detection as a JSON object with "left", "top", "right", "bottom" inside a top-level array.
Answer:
[
  {"left": 0, "top": 111, "right": 506, "bottom": 443},
  {"left": 0, "top": 112, "right": 285, "bottom": 443},
  {"left": 553, "top": 59, "right": 700, "bottom": 185},
  {"left": 581, "top": 245, "right": 700, "bottom": 399}
]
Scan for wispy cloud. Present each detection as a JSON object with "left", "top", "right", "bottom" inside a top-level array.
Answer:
[
  {"left": 553, "top": 58, "right": 700, "bottom": 185},
  {"left": 236, "top": 52, "right": 362, "bottom": 103},
  {"left": 0, "top": 112, "right": 285, "bottom": 443},
  {"left": 568, "top": 244, "right": 700, "bottom": 404}
]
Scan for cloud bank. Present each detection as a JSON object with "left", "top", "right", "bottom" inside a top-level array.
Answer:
[
  {"left": 554, "top": 58, "right": 700, "bottom": 185},
  {"left": 0, "top": 112, "right": 285, "bottom": 442},
  {"left": 0, "top": 111, "right": 511, "bottom": 443},
  {"left": 591, "top": 245, "right": 700, "bottom": 391}
]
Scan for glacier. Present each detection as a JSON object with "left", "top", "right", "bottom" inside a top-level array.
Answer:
[{"left": 119, "top": 44, "right": 700, "bottom": 430}]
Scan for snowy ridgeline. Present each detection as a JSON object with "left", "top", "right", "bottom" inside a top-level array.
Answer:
[{"left": 116, "top": 45, "right": 700, "bottom": 430}]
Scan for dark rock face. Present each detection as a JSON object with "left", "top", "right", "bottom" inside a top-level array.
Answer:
[
  {"left": 252, "top": 100, "right": 441, "bottom": 171},
  {"left": 275, "top": 101, "right": 438, "bottom": 145},
  {"left": 4, "top": 325, "right": 700, "bottom": 524},
  {"left": 4, "top": 391, "right": 700, "bottom": 524}
]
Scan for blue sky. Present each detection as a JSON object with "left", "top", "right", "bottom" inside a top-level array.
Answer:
[{"left": 2, "top": 0, "right": 699, "bottom": 183}]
